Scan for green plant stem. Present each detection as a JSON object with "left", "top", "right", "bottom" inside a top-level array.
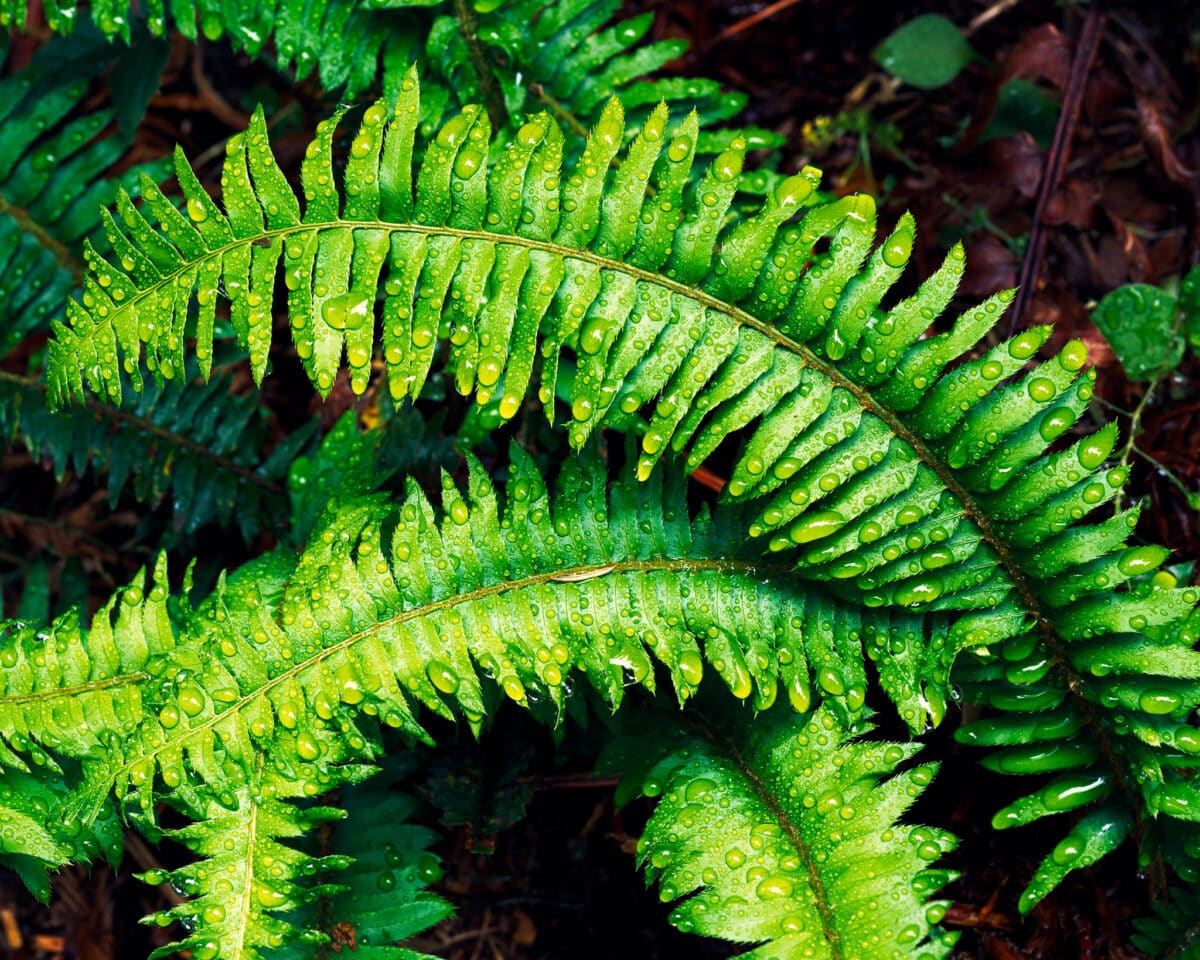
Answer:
[
  {"left": 529, "top": 82, "right": 590, "bottom": 141},
  {"left": 0, "top": 194, "right": 84, "bottom": 280},
  {"left": 1114, "top": 377, "right": 1162, "bottom": 514},
  {"left": 451, "top": 0, "right": 509, "bottom": 132}
]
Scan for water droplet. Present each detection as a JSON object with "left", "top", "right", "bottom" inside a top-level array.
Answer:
[
  {"left": 789, "top": 510, "right": 844, "bottom": 544},
  {"left": 427, "top": 659, "right": 460, "bottom": 694},
  {"left": 882, "top": 229, "right": 913, "bottom": 269}
]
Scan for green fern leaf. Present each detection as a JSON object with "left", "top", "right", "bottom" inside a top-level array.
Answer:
[
  {"left": 0, "top": 0, "right": 409, "bottom": 96},
  {"left": 635, "top": 704, "right": 957, "bottom": 959},
  {"left": 417, "top": 0, "right": 781, "bottom": 152},
  {"left": 141, "top": 765, "right": 360, "bottom": 960},
  {"left": 0, "top": 765, "right": 123, "bottom": 902},
  {"left": 0, "top": 557, "right": 177, "bottom": 772},
  {"left": 0, "top": 362, "right": 304, "bottom": 541},
  {"left": 1133, "top": 886, "right": 1200, "bottom": 960},
  {"left": 0, "top": 49, "right": 289, "bottom": 541},
  {"left": 275, "top": 767, "right": 453, "bottom": 959},
  {"left": 45, "top": 74, "right": 1200, "bottom": 910},
  {"left": 4, "top": 448, "right": 940, "bottom": 833}
]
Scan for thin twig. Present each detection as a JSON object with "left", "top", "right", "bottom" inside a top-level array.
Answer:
[
  {"left": 191, "top": 38, "right": 251, "bottom": 131},
  {"left": 452, "top": 0, "right": 509, "bottom": 132},
  {"left": 709, "top": 0, "right": 806, "bottom": 46},
  {"left": 529, "top": 83, "right": 590, "bottom": 142},
  {"left": 963, "top": 0, "right": 1024, "bottom": 38},
  {"left": 1008, "top": 5, "right": 1106, "bottom": 332}
]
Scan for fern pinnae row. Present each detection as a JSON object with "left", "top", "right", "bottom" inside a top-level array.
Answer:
[
  {"left": 0, "top": 192, "right": 83, "bottom": 280},
  {"left": 627, "top": 704, "right": 958, "bottom": 958},
  {"left": 0, "top": 370, "right": 284, "bottom": 496},
  {"left": 696, "top": 713, "right": 846, "bottom": 958},
  {"left": 77, "top": 549, "right": 795, "bottom": 822}
]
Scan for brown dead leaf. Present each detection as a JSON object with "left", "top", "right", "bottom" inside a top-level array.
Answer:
[
  {"left": 1136, "top": 94, "right": 1197, "bottom": 191},
  {"left": 1043, "top": 177, "right": 1097, "bottom": 229},
  {"left": 983, "top": 135, "right": 1044, "bottom": 200},
  {"left": 961, "top": 234, "right": 1019, "bottom": 297},
  {"left": 1002, "top": 23, "right": 1070, "bottom": 89},
  {"left": 510, "top": 909, "right": 537, "bottom": 948}
]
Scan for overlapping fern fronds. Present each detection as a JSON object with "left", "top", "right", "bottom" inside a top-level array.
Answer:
[
  {"left": 45, "top": 70, "right": 1200, "bottom": 914},
  {"left": 0, "top": 52, "right": 297, "bottom": 541},
  {"left": 0, "top": 435, "right": 958, "bottom": 955},
  {"left": 0, "top": 0, "right": 777, "bottom": 160}
]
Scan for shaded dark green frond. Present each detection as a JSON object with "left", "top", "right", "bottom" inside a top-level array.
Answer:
[
  {"left": 275, "top": 771, "right": 453, "bottom": 960},
  {"left": 1, "top": 0, "right": 773, "bottom": 154},
  {"left": 0, "top": 765, "right": 123, "bottom": 902},
  {"left": 44, "top": 72, "right": 1200, "bottom": 911},
  {"left": 0, "top": 54, "right": 170, "bottom": 258},
  {"left": 0, "top": 0, "right": 412, "bottom": 97},
  {"left": 634, "top": 704, "right": 957, "bottom": 959},
  {"left": 419, "top": 0, "right": 781, "bottom": 153},
  {"left": 0, "top": 51, "right": 167, "bottom": 352},
  {"left": 1133, "top": 886, "right": 1200, "bottom": 960},
  {"left": 0, "top": 363, "right": 303, "bottom": 541}
]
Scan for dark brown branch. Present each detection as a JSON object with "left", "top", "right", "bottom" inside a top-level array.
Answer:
[{"left": 1009, "top": 4, "right": 1106, "bottom": 333}]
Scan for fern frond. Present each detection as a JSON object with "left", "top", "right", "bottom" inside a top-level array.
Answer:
[
  {"left": 0, "top": 363, "right": 301, "bottom": 541},
  {"left": 0, "top": 0, "right": 775, "bottom": 157},
  {"left": 418, "top": 0, "right": 781, "bottom": 152},
  {"left": 6, "top": 450, "right": 941, "bottom": 830},
  {"left": 0, "top": 49, "right": 287, "bottom": 540},
  {"left": 0, "top": 557, "right": 177, "bottom": 773},
  {"left": 1133, "top": 886, "right": 1200, "bottom": 960},
  {"left": 0, "top": 55, "right": 170, "bottom": 258},
  {"left": 44, "top": 73, "right": 1200, "bottom": 911},
  {"left": 0, "top": 0, "right": 407, "bottom": 96},
  {"left": 275, "top": 767, "right": 453, "bottom": 959},
  {"left": 0, "top": 764, "right": 123, "bottom": 902},
  {"left": 635, "top": 704, "right": 957, "bottom": 959},
  {"left": 141, "top": 763, "right": 364, "bottom": 960},
  {"left": 0, "top": 51, "right": 167, "bottom": 350},
  {"left": 0, "top": 447, "right": 958, "bottom": 953}
]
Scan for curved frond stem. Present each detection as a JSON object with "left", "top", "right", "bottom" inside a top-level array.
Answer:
[
  {"left": 451, "top": 0, "right": 509, "bottom": 131},
  {"left": 0, "top": 193, "right": 83, "bottom": 280}
]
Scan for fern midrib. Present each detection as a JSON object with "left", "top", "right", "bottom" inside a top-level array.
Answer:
[
  {"left": 230, "top": 778, "right": 260, "bottom": 960},
  {"left": 697, "top": 717, "right": 844, "bottom": 960},
  {"left": 88, "top": 556, "right": 784, "bottom": 812},
  {"left": 451, "top": 0, "right": 508, "bottom": 130},
  {"left": 0, "top": 672, "right": 147, "bottom": 706},
  {"left": 84, "top": 217, "right": 1124, "bottom": 805},
  {"left": 0, "top": 370, "right": 284, "bottom": 496}
]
